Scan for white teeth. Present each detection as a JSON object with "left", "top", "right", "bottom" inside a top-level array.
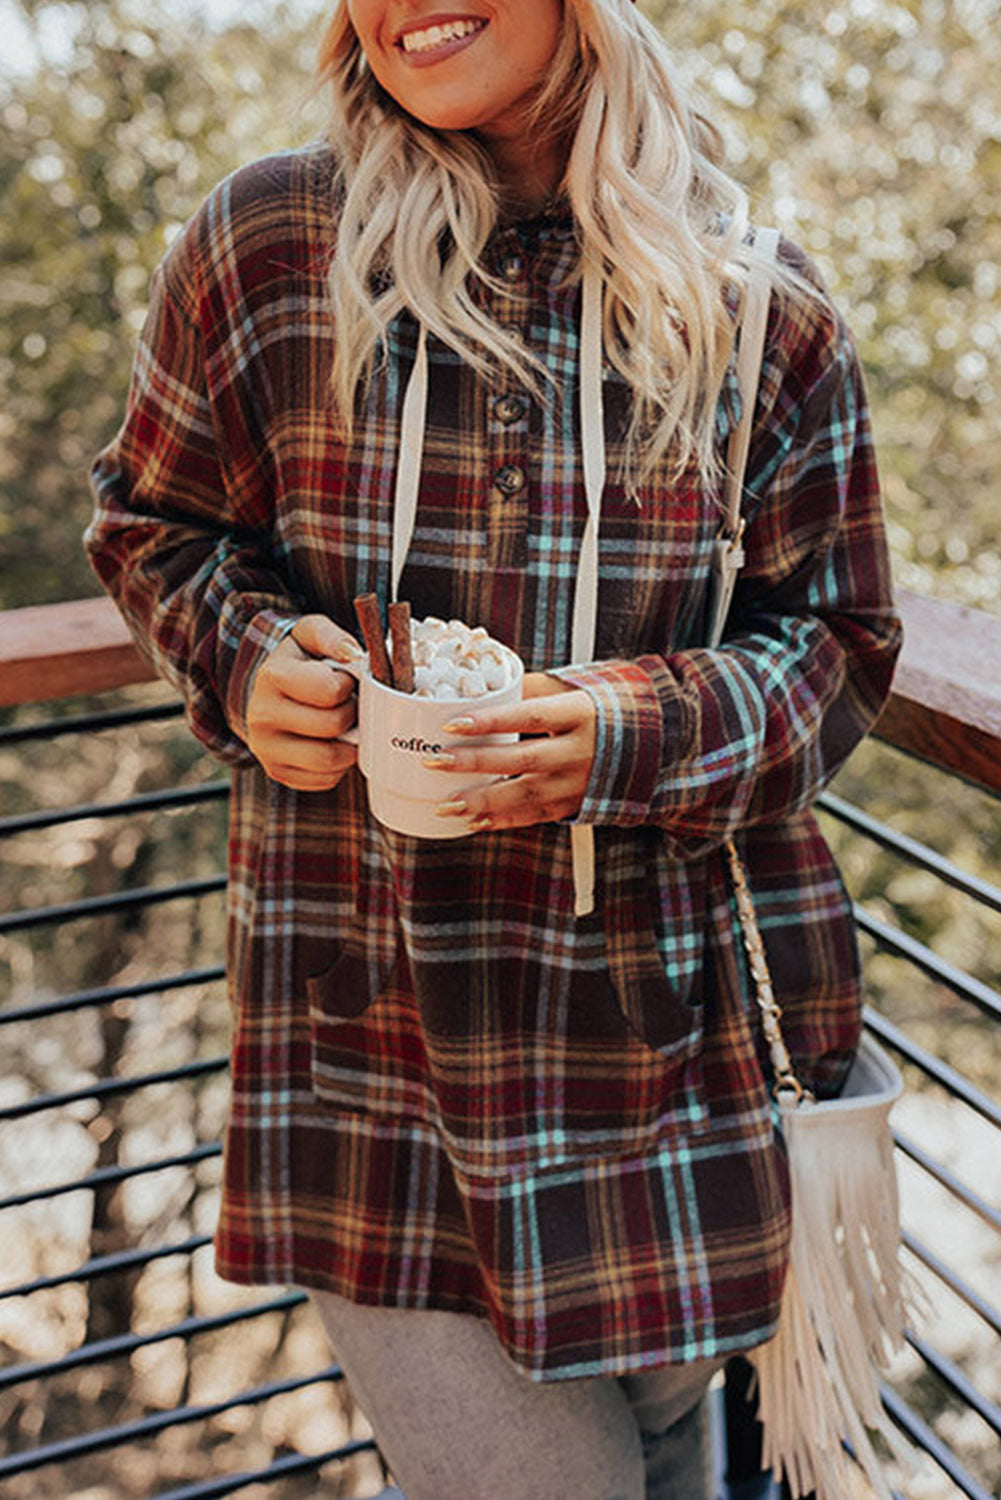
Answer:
[{"left": 401, "top": 18, "right": 483, "bottom": 53}]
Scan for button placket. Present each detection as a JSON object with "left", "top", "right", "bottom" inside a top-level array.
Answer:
[{"left": 482, "top": 235, "right": 532, "bottom": 570}]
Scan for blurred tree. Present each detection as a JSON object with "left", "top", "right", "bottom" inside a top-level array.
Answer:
[
  {"left": 1, "top": 0, "right": 1000, "bottom": 611},
  {"left": 649, "top": 0, "right": 1001, "bottom": 615},
  {"left": 0, "top": 0, "right": 328, "bottom": 608}
]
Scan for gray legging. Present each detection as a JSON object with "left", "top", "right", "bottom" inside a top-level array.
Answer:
[{"left": 309, "top": 1289, "right": 719, "bottom": 1500}]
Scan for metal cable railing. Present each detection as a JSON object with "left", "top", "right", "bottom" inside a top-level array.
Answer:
[
  {"left": 819, "top": 792, "right": 1001, "bottom": 915},
  {"left": 0, "top": 699, "right": 185, "bottom": 745},
  {"left": 0, "top": 1365, "right": 348, "bottom": 1478},
  {"left": 1, "top": 696, "right": 999, "bottom": 1499},
  {"left": 0, "top": 1056, "right": 229, "bottom": 1124},
  {"left": 0, "top": 781, "right": 229, "bottom": 838},
  {"left": 892, "top": 1131, "right": 1001, "bottom": 1236},
  {"left": 0, "top": 1292, "right": 307, "bottom": 1393},
  {"left": 0, "top": 875, "right": 228, "bottom": 936},
  {"left": 879, "top": 1387, "right": 996, "bottom": 1500},
  {"left": 0, "top": 698, "right": 386, "bottom": 1499},
  {"left": 864, "top": 1009, "right": 1001, "bottom": 1130},
  {"left": 0, "top": 1142, "right": 222, "bottom": 1214},
  {"left": 901, "top": 1334, "right": 1001, "bottom": 1441},
  {"left": 817, "top": 791, "right": 1001, "bottom": 1500},
  {"left": 852, "top": 907, "right": 1001, "bottom": 1023},
  {"left": 147, "top": 1445, "right": 390, "bottom": 1500},
  {"left": 3, "top": 1234, "right": 217, "bottom": 1303},
  {"left": 0, "top": 966, "right": 227, "bottom": 1025}
]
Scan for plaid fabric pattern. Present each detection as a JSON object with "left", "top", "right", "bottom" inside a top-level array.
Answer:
[{"left": 86, "top": 145, "right": 901, "bottom": 1380}]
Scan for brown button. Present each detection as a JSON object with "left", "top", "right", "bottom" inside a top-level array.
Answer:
[
  {"left": 501, "top": 255, "right": 524, "bottom": 282},
  {"left": 493, "top": 394, "right": 528, "bottom": 425},
  {"left": 494, "top": 464, "right": 526, "bottom": 495}
]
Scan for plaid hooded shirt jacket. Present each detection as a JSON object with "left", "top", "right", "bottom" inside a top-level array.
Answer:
[{"left": 87, "top": 144, "right": 901, "bottom": 1382}]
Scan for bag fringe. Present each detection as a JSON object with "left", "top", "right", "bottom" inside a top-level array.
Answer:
[{"left": 747, "top": 1035, "right": 914, "bottom": 1500}]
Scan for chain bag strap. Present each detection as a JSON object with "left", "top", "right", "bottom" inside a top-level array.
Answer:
[
  {"left": 717, "top": 232, "right": 912, "bottom": 1500},
  {"left": 713, "top": 227, "right": 809, "bottom": 1104}
]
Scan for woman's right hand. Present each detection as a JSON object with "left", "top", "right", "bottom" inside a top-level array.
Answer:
[{"left": 246, "top": 614, "right": 361, "bottom": 792}]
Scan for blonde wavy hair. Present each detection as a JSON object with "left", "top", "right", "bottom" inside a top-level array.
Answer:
[{"left": 317, "top": 0, "right": 782, "bottom": 491}]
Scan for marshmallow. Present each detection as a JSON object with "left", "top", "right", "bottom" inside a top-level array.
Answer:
[
  {"left": 458, "top": 667, "right": 488, "bottom": 698},
  {"left": 403, "top": 616, "right": 519, "bottom": 698}
]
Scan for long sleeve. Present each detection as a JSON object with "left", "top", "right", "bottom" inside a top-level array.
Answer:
[
  {"left": 85, "top": 252, "right": 301, "bottom": 767},
  {"left": 558, "top": 289, "right": 901, "bottom": 857}
]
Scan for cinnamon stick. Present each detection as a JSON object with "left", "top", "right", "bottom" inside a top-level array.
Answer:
[
  {"left": 388, "top": 601, "right": 415, "bottom": 694},
  {"left": 353, "top": 593, "right": 393, "bottom": 686}
]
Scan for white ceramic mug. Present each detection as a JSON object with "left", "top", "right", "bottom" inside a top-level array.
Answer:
[{"left": 336, "top": 652, "right": 524, "bottom": 838}]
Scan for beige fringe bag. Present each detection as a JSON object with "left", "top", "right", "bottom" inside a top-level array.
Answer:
[{"left": 715, "top": 229, "right": 911, "bottom": 1500}]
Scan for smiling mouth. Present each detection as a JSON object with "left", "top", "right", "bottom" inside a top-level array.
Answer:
[{"left": 398, "top": 17, "right": 487, "bottom": 55}]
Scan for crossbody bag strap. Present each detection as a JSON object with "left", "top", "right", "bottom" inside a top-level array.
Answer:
[
  {"left": 707, "top": 224, "right": 781, "bottom": 652},
  {"left": 711, "top": 229, "right": 811, "bottom": 1104}
]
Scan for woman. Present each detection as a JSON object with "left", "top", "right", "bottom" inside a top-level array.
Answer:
[{"left": 86, "top": 1, "right": 901, "bottom": 1496}]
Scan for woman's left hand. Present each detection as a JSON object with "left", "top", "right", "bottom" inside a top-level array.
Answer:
[{"left": 426, "top": 673, "right": 596, "bottom": 832}]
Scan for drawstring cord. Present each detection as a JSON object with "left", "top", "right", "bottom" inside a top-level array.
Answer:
[
  {"left": 392, "top": 269, "right": 606, "bottom": 917},
  {"left": 569, "top": 263, "right": 605, "bottom": 916},
  {"left": 392, "top": 322, "right": 429, "bottom": 603}
]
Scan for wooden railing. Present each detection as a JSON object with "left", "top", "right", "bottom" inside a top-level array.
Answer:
[{"left": 3, "top": 589, "right": 1000, "bottom": 790}]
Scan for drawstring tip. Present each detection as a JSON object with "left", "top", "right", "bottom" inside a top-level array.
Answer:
[{"left": 571, "top": 825, "right": 596, "bottom": 918}]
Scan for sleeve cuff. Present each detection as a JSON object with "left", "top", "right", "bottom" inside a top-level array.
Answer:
[
  {"left": 550, "top": 658, "right": 675, "bottom": 826},
  {"left": 225, "top": 607, "right": 299, "bottom": 747}
]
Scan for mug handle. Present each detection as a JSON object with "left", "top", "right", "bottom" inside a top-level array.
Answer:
[{"left": 322, "top": 653, "right": 366, "bottom": 747}]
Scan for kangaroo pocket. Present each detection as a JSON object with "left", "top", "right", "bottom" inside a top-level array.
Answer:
[
  {"left": 403, "top": 833, "right": 709, "bottom": 1186},
  {"left": 601, "top": 829, "right": 708, "bottom": 1058},
  {"left": 307, "top": 827, "right": 709, "bottom": 1182},
  {"left": 307, "top": 938, "right": 436, "bottom": 1122},
  {"left": 406, "top": 948, "right": 708, "bottom": 1189}
]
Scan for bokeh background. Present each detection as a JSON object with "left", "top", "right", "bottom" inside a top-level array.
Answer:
[{"left": 2, "top": 0, "right": 1000, "bottom": 615}]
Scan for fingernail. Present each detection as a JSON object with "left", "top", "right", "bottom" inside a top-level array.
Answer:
[
  {"left": 330, "top": 643, "right": 364, "bottom": 663},
  {"left": 469, "top": 815, "right": 493, "bottom": 832},
  {"left": 441, "top": 717, "right": 476, "bottom": 734},
  {"left": 435, "top": 797, "right": 468, "bottom": 817},
  {"left": 423, "top": 752, "right": 457, "bottom": 769}
]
